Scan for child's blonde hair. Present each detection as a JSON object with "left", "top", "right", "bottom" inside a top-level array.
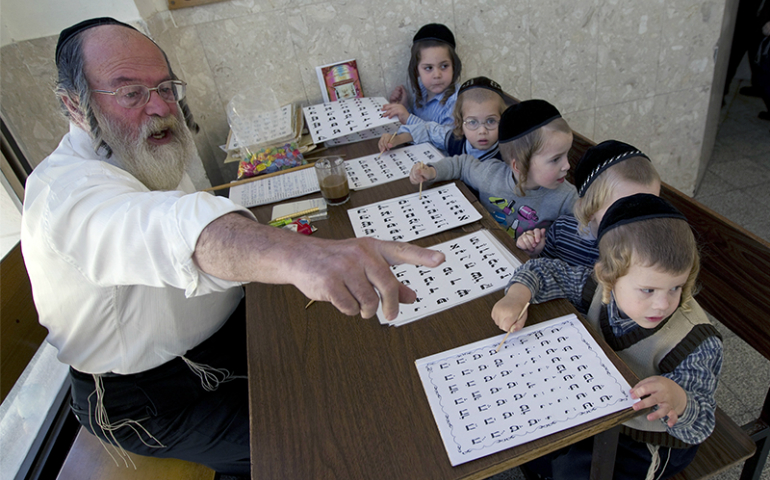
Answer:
[
  {"left": 574, "top": 156, "right": 661, "bottom": 231},
  {"left": 594, "top": 217, "right": 700, "bottom": 311},
  {"left": 451, "top": 88, "right": 507, "bottom": 139},
  {"left": 499, "top": 118, "right": 572, "bottom": 196}
]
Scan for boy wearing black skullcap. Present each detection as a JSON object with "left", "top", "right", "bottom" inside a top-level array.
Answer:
[
  {"left": 409, "top": 99, "right": 577, "bottom": 240},
  {"left": 518, "top": 140, "right": 661, "bottom": 267},
  {"left": 380, "top": 76, "right": 507, "bottom": 162},
  {"left": 493, "top": 194, "right": 722, "bottom": 480}
]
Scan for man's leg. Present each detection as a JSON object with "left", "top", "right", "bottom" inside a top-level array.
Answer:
[{"left": 69, "top": 305, "right": 251, "bottom": 475}]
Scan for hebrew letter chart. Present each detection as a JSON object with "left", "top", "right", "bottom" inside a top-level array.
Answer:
[
  {"left": 378, "top": 230, "right": 521, "bottom": 326},
  {"left": 415, "top": 314, "right": 637, "bottom": 466},
  {"left": 345, "top": 143, "right": 443, "bottom": 190},
  {"left": 348, "top": 183, "right": 482, "bottom": 242},
  {"left": 303, "top": 97, "right": 399, "bottom": 144}
]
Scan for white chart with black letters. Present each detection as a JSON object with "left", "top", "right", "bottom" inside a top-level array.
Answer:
[
  {"left": 324, "top": 123, "right": 399, "bottom": 147},
  {"left": 345, "top": 143, "right": 444, "bottom": 190},
  {"left": 303, "top": 97, "right": 399, "bottom": 144},
  {"left": 415, "top": 314, "right": 638, "bottom": 466},
  {"left": 377, "top": 230, "right": 521, "bottom": 326},
  {"left": 348, "top": 183, "right": 481, "bottom": 242}
]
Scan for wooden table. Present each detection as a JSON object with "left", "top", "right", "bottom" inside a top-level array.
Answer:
[{"left": 244, "top": 139, "right": 641, "bottom": 480}]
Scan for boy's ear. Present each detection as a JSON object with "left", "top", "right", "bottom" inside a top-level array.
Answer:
[{"left": 510, "top": 158, "right": 521, "bottom": 174}]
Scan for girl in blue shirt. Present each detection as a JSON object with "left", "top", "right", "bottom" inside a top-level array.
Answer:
[{"left": 380, "top": 23, "right": 462, "bottom": 136}]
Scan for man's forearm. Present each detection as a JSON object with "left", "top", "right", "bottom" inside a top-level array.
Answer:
[{"left": 193, "top": 212, "right": 308, "bottom": 284}]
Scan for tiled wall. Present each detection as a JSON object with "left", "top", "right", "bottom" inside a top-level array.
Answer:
[{"left": 0, "top": 0, "right": 727, "bottom": 194}]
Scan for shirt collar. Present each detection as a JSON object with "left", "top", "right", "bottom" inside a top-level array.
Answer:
[{"left": 464, "top": 139, "right": 500, "bottom": 161}]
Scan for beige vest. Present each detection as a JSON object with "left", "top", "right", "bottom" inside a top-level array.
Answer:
[{"left": 585, "top": 285, "right": 718, "bottom": 447}]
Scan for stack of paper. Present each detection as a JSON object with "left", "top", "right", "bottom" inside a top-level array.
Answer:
[{"left": 271, "top": 198, "right": 328, "bottom": 222}]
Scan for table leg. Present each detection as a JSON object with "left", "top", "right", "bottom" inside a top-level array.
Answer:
[{"left": 590, "top": 425, "right": 620, "bottom": 480}]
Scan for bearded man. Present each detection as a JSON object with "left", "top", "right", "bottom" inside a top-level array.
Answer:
[{"left": 20, "top": 18, "right": 444, "bottom": 477}]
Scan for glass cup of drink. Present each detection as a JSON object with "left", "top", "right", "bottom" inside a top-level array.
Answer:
[{"left": 314, "top": 156, "right": 350, "bottom": 206}]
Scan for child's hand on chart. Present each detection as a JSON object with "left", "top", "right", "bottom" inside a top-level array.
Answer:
[
  {"left": 409, "top": 162, "right": 436, "bottom": 185},
  {"left": 491, "top": 283, "right": 532, "bottom": 333},
  {"left": 630, "top": 376, "right": 688, "bottom": 427},
  {"left": 382, "top": 103, "right": 410, "bottom": 124},
  {"left": 516, "top": 228, "right": 546, "bottom": 257},
  {"left": 378, "top": 132, "right": 408, "bottom": 155}
]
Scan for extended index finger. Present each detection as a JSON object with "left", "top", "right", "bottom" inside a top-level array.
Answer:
[
  {"left": 378, "top": 241, "right": 445, "bottom": 269},
  {"left": 375, "top": 242, "right": 445, "bottom": 319}
]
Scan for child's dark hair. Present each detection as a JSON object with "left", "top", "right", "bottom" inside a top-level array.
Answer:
[
  {"left": 407, "top": 40, "right": 462, "bottom": 110},
  {"left": 451, "top": 88, "right": 507, "bottom": 139}
]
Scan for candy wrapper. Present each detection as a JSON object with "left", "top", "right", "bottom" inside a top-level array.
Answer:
[
  {"left": 237, "top": 142, "right": 305, "bottom": 179},
  {"left": 282, "top": 218, "right": 315, "bottom": 235}
]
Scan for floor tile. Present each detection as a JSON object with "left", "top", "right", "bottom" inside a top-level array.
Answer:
[
  {"left": 708, "top": 158, "right": 770, "bottom": 188},
  {"left": 696, "top": 189, "right": 762, "bottom": 226}
]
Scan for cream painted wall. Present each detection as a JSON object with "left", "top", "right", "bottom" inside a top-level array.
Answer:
[
  {"left": 0, "top": 0, "right": 729, "bottom": 194},
  {"left": 0, "top": 1, "right": 142, "bottom": 46}
]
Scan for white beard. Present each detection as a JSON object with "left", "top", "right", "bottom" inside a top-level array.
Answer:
[{"left": 92, "top": 105, "right": 197, "bottom": 191}]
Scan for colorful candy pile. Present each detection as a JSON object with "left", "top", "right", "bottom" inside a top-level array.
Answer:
[{"left": 237, "top": 141, "right": 304, "bottom": 179}]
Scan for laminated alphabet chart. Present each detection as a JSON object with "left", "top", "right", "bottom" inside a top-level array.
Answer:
[
  {"left": 348, "top": 183, "right": 482, "bottom": 242},
  {"left": 303, "top": 97, "right": 399, "bottom": 144},
  {"left": 377, "top": 230, "right": 521, "bottom": 326},
  {"left": 324, "top": 123, "right": 399, "bottom": 147},
  {"left": 415, "top": 314, "right": 638, "bottom": 466},
  {"left": 345, "top": 143, "right": 443, "bottom": 190}
]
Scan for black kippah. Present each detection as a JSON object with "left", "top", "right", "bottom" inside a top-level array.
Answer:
[
  {"left": 413, "top": 23, "right": 456, "bottom": 49},
  {"left": 458, "top": 76, "right": 504, "bottom": 98},
  {"left": 574, "top": 139, "right": 650, "bottom": 197},
  {"left": 56, "top": 17, "right": 137, "bottom": 68},
  {"left": 597, "top": 193, "right": 686, "bottom": 242},
  {"left": 498, "top": 99, "right": 561, "bottom": 144}
]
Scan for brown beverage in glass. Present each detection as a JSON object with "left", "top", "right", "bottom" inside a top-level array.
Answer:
[{"left": 315, "top": 157, "right": 350, "bottom": 205}]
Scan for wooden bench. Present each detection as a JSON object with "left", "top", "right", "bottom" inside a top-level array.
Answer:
[
  {"left": 568, "top": 133, "right": 769, "bottom": 480},
  {"left": 56, "top": 427, "right": 216, "bottom": 480}
]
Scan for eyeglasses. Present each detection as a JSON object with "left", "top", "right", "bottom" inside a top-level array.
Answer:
[
  {"left": 92, "top": 80, "right": 187, "bottom": 109},
  {"left": 462, "top": 117, "right": 499, "bottom": 131}
]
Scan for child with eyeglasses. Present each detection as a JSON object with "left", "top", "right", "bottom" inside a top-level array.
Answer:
[
  {"left": 379, "top": 76, "right": 507, "bottom": 162},
  {"left": 492, "top": 194, "right": 722, "bottom": 480},
  {"left": 517, "top": 140, "right": 661, "bottom": 266},
  {"left": 379, "top": 24, "right": 462, "bottom": 142},
  {"left": 409, "top": 99, "right": 578, "bottom": 240}
]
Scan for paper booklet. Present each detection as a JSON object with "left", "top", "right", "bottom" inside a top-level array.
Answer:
[
  {"left": 228, "top": 167, "right": 319, "bottom": 208},
  {"left": 316, "top": 59, "right": 364, "bottom": 103}
]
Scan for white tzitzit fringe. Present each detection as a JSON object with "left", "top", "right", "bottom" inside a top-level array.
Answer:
[
  {"left": 88, "top": 374, "right": 166, "bottom": 469},
  {"left": 645, "top": 443, "right": 673, "bottom": 480},
  {"left": 645, "top": 443, "right": 661, "bottom": 480},
  {"left": 181, "top": 356, "right": 246, "bottom": 391}
]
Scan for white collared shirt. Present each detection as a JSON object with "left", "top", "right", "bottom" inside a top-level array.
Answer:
[{"left": 21, "top": 124, "right": 251, "bottom": 374}]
